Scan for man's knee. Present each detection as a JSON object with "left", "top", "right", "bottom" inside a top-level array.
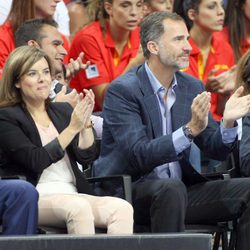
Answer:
[{"left": 5, "top": 180, "right": 38, "bottom": 203}]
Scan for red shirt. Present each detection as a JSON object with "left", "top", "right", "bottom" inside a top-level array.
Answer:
[
  {"left": 218, "top": 26, "right": 250, "bottom": 57},
  {"left": 0, "top": 21, "right": 70, "bottom": 80},
  {"left": 183, "top": 35, "right": 235, "bottom": 121},
  {"left": 68, "top": 21, "right": 140, "bottom": 111},
  {"left": 0, "top": 21, "right": 15, "bottom": 79}
]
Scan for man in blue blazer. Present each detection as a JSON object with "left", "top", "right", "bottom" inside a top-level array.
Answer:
[
  {"left": 0, "top": 180, "right": 38, "bottom": 235},
  {"left": 94, "top": 12, "right": 250, "bottom": 249}
]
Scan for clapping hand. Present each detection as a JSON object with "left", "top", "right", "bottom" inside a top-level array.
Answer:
[
  {"left": 187, "top": 92, "right": 211, "bottom": 137},
  {"left": 223, "top": 86, "right": 250, "bottom": 128},
  {"left": 69, "top": 89, "right": 95, "bottom": 133}
]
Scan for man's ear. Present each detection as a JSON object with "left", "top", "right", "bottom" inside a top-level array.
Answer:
[
  {"left": 27, "top": 40, "right": 40, "bottom": 48},
  {"left": 147, "top": 41, "right": 159, "bottom": 56},
  {"left": 187, "top": 8, "right": 196, "bottom": 21},
  {"left": 104, "top": 1, "right": 113, "bottom": 16}
]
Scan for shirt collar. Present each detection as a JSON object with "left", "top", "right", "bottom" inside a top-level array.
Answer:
[{"left": 144, "top": 62, "right": 177, "bottom": 94}]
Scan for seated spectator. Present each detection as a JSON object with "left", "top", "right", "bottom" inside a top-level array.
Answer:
[
  {"left": 219, "top": 0, "right": 250, "bottom": 62},
  {"left": 0, "top": 46, "right": 133, "bottom": 235},
  {"left": 0, "top": 180, "right": 38, "bottom": 235},
  {"left": 54, "top": 1, "right": 70, "bottom": 38},
  {"left": 235, "top": 50, "right": 250, "bottom": 176},
  {"left": 15, "top": 18, "right": 103, "bottom": 133},
  {"left": 94, "top": 12, "right": 250, "bottom": 250},
  {"left": 69, "top": 0, "right": 144, "bottom": 111},
  {"left": 181, "top": 0, "right": 236, "bottom": 121},
  {"left": 143, "top": 0, "right": 174, "bottom": 17},
  {"left": 0, "top": 0, "right": 69, "bottom": 79},
  {"left": 67, "top": 0, "right": 90, "bottom": 41}
]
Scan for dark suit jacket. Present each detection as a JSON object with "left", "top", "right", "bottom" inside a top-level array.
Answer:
[
  {"left": 94, "top": 64, "right": 233, "bottom": 193},
  {"left": 0, "top": 102, "right": 97, "bottom": 195}
]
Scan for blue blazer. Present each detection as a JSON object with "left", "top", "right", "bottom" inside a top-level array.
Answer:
[{"left": 94, "top": 64, "right": 233, "bottom": 192}]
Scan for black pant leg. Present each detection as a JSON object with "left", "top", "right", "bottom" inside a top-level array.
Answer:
[
  {"left": 133, "top": 179, "right": 187, "bottom": 232},
  {"left": 185, "top": 178, "right": 250, "bottom": 250}
]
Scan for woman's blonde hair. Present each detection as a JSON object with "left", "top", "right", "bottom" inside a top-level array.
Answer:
[
  {"left": 0, "top": 46, "right": 53, "bottom": 108},
  {"left": 235, "top": 50, "right": 250, "bottom": 96},
  {"left": 87, "top": 0, "right": 112, "bottom": 31}
]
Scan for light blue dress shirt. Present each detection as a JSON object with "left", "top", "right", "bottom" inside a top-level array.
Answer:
[{"left": 141, "top": 62, "right": 238, "bottom": 181}]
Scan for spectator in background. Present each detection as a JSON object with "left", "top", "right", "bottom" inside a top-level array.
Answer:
[
  {"left": 54, "top": 0, "right": 70, "bottom": 38},
  {"left": 220, "top": 0, "right": 250, "bottom": 62},
  {"left": 181, "top": 0, "right": 236, "bottom": 122},
  {"left": 0, "top": 0, "right": 12, "bottom": 25},
  {"left": 67, "top": 0, "right": 90, "bottom": 41},
  {"left": 0, "top": 0, "right": 70, "bottom": 79},
  {"left": 143, "top": 0, "right": 174, "bottom": 17},
  {"left": 0, "top": 180, "right": 38, "bottom": 235},
  {"left": 69, "top": 0, "right": 144, "bottom": 111}
]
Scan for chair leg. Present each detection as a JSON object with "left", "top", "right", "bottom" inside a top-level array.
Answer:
[
  {"left": 213, "top": 232, "right": 221, "bottom": 250},
  {"left": 228, "top": 231, "right": 237, "bottom": 250},
  {"left": 221, "top": 231, "right": 229, "bottom": 250}
]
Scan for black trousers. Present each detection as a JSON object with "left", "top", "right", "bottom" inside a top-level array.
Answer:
[{"left": 132, "top": 178, "right": 250, "bottom": 250}]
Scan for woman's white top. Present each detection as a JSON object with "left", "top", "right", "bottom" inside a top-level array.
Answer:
[{"left": 36, "top": 122, "right": 77, "bottom": 195}]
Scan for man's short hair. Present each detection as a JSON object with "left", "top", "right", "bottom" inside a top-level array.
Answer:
[
  {"left": 15, "top": 18, "right": 58, "bottom": 48},
  {"left": 140, "top": 11, "right": 184, "bottom": 59}
]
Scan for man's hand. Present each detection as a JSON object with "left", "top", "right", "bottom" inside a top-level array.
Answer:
[
  {"left": 187, "top": 92, "right": 211, "bottom": 137},
  {"left": 55, "top": 86, "right": 81, "bottom": 108},
  {"left": 65, "top": 52, "right": 90, "bottom": 82},
  {"left": 223, "top": 86, "right": 250, "bottom": 128}
]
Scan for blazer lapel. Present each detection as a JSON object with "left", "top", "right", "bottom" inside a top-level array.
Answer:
[
  {"left": 137, "top": 65, "right": 163, "bottom": 138},
  {"left": 172, "top": 73, "right": 191, "bottom": 130}
]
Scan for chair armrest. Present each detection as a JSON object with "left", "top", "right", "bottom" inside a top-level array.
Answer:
[
  {"left": 0, "top": 175, "right": 26, "bottom": 180},
  {"left": 202, "top": 172, "right": 230, "bottom": 180},
  {"left": 87, "top": 175, "right": 132, "bottom": 204}
]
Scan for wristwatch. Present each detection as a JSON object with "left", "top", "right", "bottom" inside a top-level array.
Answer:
[{"left": 182, "top": 125, "right": 194, "bottom": 142}]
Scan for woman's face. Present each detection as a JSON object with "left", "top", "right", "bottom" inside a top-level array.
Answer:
[
  {"left": 191, "top": 0, "right": 225, "bottom": 32},
  {"left": 106, "top": 0, "right": 143, "bottom": 31},
  {"left": 16, "top": 58, "right": 52, "bottom": 104},
  {"left": 34, "top": 0, "right": 61, "bottom": 18},
  {"left": 242, "top": 0, "right": 250, "bottom": 22}
]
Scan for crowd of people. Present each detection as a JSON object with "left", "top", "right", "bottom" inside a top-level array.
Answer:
[{"left": 1, "top": 1, "right": 250, "bottom": 249}]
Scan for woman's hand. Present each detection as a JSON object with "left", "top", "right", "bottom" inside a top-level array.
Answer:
[{"left": 69, "top": 89, "right": 95, "bottom": 133}]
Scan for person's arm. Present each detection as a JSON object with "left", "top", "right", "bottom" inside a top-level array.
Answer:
[
  {"left": 69, "top": 31, "right": 142, "bottom": 109},
  {"left": 57, "top": 89, "right": 95, "bottom": 150},
  {"left": 240, "top": 115, "right": 250, "bottom": 176},
  {"left": 0, "top": 91, "right": 95, "bottom": 174}
]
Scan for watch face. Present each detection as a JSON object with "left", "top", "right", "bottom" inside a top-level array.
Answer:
[{"left": 183, "top": 126, "right": 194, "bottom": 141}]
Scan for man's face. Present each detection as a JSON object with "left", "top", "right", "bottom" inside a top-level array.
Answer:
[
  {"left": 39, "top": 25, "right": 67, "bottom": 75},
  {"left": 156, "top": 19, "right": 192, "bottom": 70}
]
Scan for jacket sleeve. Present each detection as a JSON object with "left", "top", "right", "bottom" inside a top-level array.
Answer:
[
  {"left": 0, "top": 109, "right": 65, "bottom": 175},
  {"left": 69, "top": 132, "right": 98, "bottom": 168}
]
